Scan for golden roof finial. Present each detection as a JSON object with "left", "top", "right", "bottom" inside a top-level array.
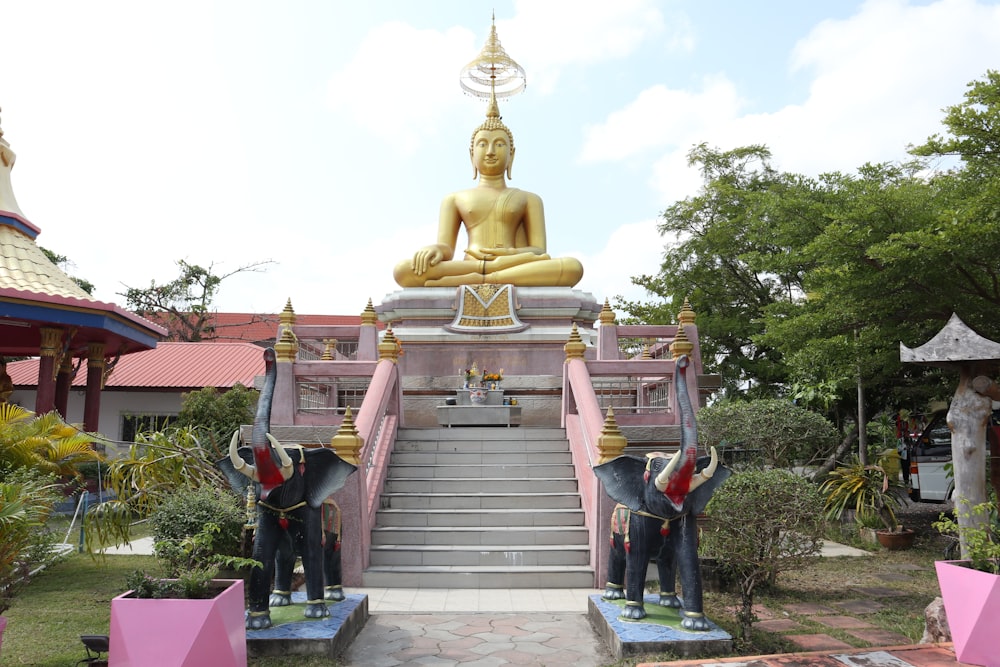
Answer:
[
  {"left": 671, "top": 323, "right": 694, "bottom": 359},
  {"left": 361, "top": 298, "right": 378, "bottom": 326},
  {"left": 599, "top": 299, "right": 616, "bottom": 325},
  {"left": 279, "top": 299, "right": 296, "bottom": 327},
  {"left": 564, "top": 323, "right": 586, "bottom": 360},
  {"left": 596, "top": 407, "right": 627, "bottom": 464},
  {"left": 677, "top": 297, "right": 696, "bottom": 326}
]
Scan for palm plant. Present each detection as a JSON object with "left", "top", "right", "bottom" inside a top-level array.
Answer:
[
  {"left": 85, "top": 426, "right": 232, "bottom": 552},
  {"left": 0, "top": 403, "right": 103, "bottom": 480},
  {"left": 0, "top": 471, "right": 61, "bottom": 614},
  {"left": 820, "top": 458, "right": 906, "bottom": 532}
]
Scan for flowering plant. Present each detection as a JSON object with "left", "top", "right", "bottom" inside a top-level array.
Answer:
[
  {"left": 483, "top": 370, "right": 503, "bottom": 382},
  {"left": 464, "top": 362, "right": 479, "bottom": 382}
]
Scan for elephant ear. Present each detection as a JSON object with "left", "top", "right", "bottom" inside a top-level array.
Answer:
[
  {"left": 686, "top": 455, "right": 733, "bottom": 516},
  {"left": 216, "top": 447, "right": 255, "bottom": 500},
  {"left": 592, "top": 455, "right": 648, "bottom": 512},
  {"left": 302, "top": 449, "right": 358, "bottom": 508}
]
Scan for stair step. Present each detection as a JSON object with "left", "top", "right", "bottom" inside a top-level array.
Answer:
[
  {"left": 379, "top": 492, "right": 581, "bottom": 510},
  {"left": 366, "top": 426, "right": 593, "bottom": 589},
  {"left": 383, "top": 477, "right": 579, "bottom": 493},
  {"left": 375, "top": 508, "right": 585, "bottom": 528},
  {"left": 362, "top": 565, "right": 595, "bottom": 589},
  {"left": 388, "top": 463, "right": 575, "bottom": 479},
  {"left": 390, "top": 450, "right": 571, "bottom": 465},
  {"left": 368, "top": 544, "right": 590, "bottom": 567},
  {"left": 370, "top": 526, "right": 590, "bottom": 546},
  {"left": 394, "top": 438, "right": 568, "bottom": 453}
]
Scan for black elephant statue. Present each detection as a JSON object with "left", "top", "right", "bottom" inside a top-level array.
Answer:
[
  {"left": 270, "top": 498, "right": 345, "bottom": 605},
  {"left": 593, "top": 354, "right": 731, "bottom": 629},
  {"left": 218, "top": 347, "right": 357, "bottom": 630},
  {"left": 602, "top": 502, "right": 680, "bottom": 609}
]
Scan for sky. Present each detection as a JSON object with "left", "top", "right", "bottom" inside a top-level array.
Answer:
[{"left": 1, "top": 0, "right": 998, "bottom": 317}]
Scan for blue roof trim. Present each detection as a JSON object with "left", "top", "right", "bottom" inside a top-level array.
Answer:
[
  {"left": 0, "top": 212, "right": 40, "bottom": 239},
  {"left": 0, "top": 300, "right": 161, "bottom": 348}
]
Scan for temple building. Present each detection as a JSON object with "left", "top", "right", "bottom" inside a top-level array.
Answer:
[{"left": 0, "top": 107, "right": 166, "bottom": 433}]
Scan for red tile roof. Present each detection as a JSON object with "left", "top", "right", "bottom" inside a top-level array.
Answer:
[
  {"left": 8, "top": 341, "right": 267, "bottom": 390},
  {"left": 140, "top": 312, "right": 365, "bottom": 343}
]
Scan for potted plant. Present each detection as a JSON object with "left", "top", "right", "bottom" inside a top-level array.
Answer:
[
  {"left": 108, "top": 487, "right": 259, "bottom": 666},
  {"left": 932, "top": 501, "right": 1000, "bottom": 666},
  {"left": 820, "top": 458, "right": 913, "bottom": 549}
]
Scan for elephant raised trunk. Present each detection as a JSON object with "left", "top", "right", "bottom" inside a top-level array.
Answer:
[
  {"left": 655, "top": 355, "right": 701, "bottom": 510},
  {"left": 231, "top": 347, "right": 293, "bottom": 501}
]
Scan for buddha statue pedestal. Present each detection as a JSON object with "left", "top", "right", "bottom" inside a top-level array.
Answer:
[{"left": 376, "top": 285, "right": 600, "bottom": 427}]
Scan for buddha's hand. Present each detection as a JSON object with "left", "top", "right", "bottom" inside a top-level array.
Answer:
[
  {"left": 466, "top": 247, "right": 548, "bottom": 260},
  {"left": 411, "top": 246, "right": 446, "bottom": 275}
]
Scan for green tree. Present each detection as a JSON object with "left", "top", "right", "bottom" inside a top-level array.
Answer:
[
  {"left": 620, "top": 144, "right": 810, "bottom": 399},
  {"left": 119, "top": 259, "right": 273, "bottom": 341},
  {"left": 40, "top": 246, "right": 95, "bottom": 295},
  {"left": 174, "top": 383, "right": 258, "bottom": 456},
  {"left": 624, "top": 71, "right": 1000, "bottom": 441}
]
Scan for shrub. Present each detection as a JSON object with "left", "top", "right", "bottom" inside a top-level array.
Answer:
[
  {"left": 698, "top": 399, "right": 839, "bottom": 469},
  {"left": 150, "top": 486, "right": 247, "bottom": 576},
  {"left": 701, "top": 468, "right": 826, "bottom": 642}
]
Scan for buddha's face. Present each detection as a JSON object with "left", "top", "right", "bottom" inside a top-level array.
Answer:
[{"left": 471, "top": 129, "right": 512, "bottom": 177}]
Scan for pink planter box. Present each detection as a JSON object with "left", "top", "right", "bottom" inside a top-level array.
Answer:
[
  {"left": 935, "top": 560, "right": 1000, "bottom": 666},
  {"left": 110, "top": 579, "right": 246, "bottom": 667}
]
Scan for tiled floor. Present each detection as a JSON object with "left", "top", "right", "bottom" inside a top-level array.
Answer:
[{"left": 358, "top": 586, "right": 595, "bottom": 613}]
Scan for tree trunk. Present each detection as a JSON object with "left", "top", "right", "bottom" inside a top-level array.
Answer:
[
  {"left": 857, "top": 373, "right": 868, "bottom": 465},
  {"left": 948, "top": 363, "right": 993, "bottom": 559},
  {"left": 811, "top": 429, "right": 859, "bottom": 482}
]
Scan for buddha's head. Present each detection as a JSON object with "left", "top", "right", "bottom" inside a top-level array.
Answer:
[{"left": 470, "top": 97, "right": 515, "bottom": 179}]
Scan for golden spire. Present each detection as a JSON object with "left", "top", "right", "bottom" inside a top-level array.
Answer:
[
  {"left": 331, "top": 406, "right": 364, "bottom": 466},
  {"left": 671, "top": 323, "right": 694, "bottom": 359},
  {"left": 279, "top": 299, "right": 296, "bottom": 327},
  {"left": 361, "top": 298, "right": 378, "bottom": 326},
  {"left": 461, "top": 16, "right": 526, "bottom": 153},
  {"left": 459, "top": 15, "right": 526, "bottom": 102},
  {"left": 677, "top": 297, "right": 696, "bottom": 326},
  {"left": 597, "top": 407, "right": 627, "bottom": 464},
  {"left": 599, "top": 299, "right": 616, "bottom": 325},
  {"left": 564, "top": 323, "right": 586, "bottom": 360}
]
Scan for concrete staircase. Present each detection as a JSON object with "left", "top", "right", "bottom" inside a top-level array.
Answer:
[{"left": 363, "top": 427, "right": 594, "bottom": 588}]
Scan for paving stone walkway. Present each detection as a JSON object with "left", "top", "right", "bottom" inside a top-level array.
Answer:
[{"left": 343, "top": 612, "right": 613, "bottom": 666}]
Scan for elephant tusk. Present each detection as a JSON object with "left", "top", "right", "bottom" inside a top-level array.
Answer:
[
  {"left": 688, "top": 446, "right": 719, "bottom": 492},
  {"left": 230, "top": 430, "right": 258, "bottom": 481},
  {"left": 654, "top": 450, "right": 681, "bottom": 493},
  {"left": 267, "top": 433, "right": 294, "bottom": 481}
]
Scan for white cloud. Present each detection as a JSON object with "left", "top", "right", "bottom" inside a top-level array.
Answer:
[
  {"left": 575, "top": 217, "right": 665, "bottom": 305},
  {"left": 325, "top": 22, "right": 476, "bottom": 153},
  {"left": 585, "top": 0, "right": 1000, "bottom": 205},
  {"left": 505, "top": 0, "right": 682, "bottom": 93},
  {"left": 580, "top": 76, "right": 743, "bottom": 163}
]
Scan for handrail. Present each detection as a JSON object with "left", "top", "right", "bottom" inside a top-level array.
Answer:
[{"left": 355, "top": 359, "right": 400, "bottom": 534}]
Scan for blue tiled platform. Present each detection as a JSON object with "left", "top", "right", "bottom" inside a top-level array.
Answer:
[
  {"left": 588, "top": 593, "right": 733, "bottom": 659},
  {"left": 246, "top": 592, "right": 368, "bottom": 659}
]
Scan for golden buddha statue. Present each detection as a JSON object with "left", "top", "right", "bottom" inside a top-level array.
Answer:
[{"left": 392, "top": 98, "right": 584, "bottom": 288}]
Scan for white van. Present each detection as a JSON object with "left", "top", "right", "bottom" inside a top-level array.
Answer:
[{"left": 908, "top": 409, "right": 1000, "bottom": 503}]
